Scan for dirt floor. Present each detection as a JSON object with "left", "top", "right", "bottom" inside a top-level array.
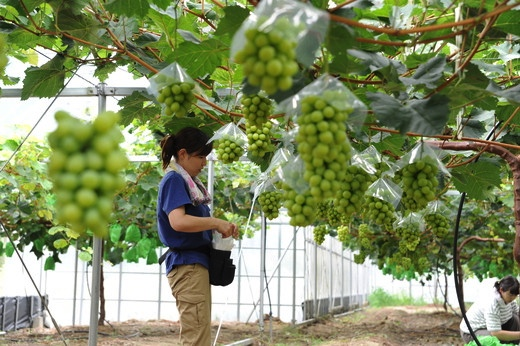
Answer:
[{"left": 0, "top": 305, "right": 464, "bottom": 346}]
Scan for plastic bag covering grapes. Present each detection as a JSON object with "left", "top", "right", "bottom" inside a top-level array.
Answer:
[
  {"left": 365, "top": 177, "right": 403, "bottom": 209},
  {"left": 393, "top": 212, "right": 425, "bottom": 233},
  {"left": 208, "top": 122, "right": 248, "bottom": 163},
  {"left": 208, "top": 122, "right": 248, "bottom": 149},
  {"left": 350, "top": 148, "right": 378, "bottom": 176},
  {"left": 147, "top": 62, "right": 203, "bottom": 117},
  {"left": 360, "top": 145, "right": 392, "bottom": 176},
  {"left": 395, "top": 141, "right": 450, "bottom": 177},
  {"left": 280, "top": 154, "right": 309, "bottom": 194},
  {"left": 230, "top": 0, "right": 329, "bottom": 67},
  {"left": 424, "top": 200, "right": 449, "bottom": 215}
]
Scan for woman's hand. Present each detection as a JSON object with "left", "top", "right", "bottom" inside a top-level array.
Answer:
[{"left": 216, "top": 219, "right": 238, "bottom": 239}]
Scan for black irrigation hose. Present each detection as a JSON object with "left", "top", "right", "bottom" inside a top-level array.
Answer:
[
  {"left": 453, "top": 192, "right": 480, "bottom": 345},
  {"left": 454, "top": 121, "right": 502, "bottom": 346}
]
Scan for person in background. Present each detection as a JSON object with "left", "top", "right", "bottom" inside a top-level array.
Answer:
[
  {"left": 460, "top": 275, "right": 520, "bottom": 344},
  {"left": 157, "top": 127, "right": 238, "bottom": 345}
]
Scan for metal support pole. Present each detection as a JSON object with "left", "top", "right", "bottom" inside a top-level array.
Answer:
[
  {"left": 88, "top": 83, "right": 108, "bottom": 346},
  {"left": 259, "top": 214, "right": 266, "bottom": 332},
  {"left": 291, "top": 226, "right": 296, "bottom": 325}
]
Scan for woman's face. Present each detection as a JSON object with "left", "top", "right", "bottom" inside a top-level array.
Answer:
[
  {"left": 177, "top": 149, "right": 208, "bottom": 177},
  {"left": 501, "top": 289, "right": 519, "bottom": 304}
]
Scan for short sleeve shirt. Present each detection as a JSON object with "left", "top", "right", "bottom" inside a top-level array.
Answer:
[
  {"left": 460, "top": 290, "right": 519, "bottom": 333},
  {"left": 157, "top": 171, "right": 212, "bottom": 274}
]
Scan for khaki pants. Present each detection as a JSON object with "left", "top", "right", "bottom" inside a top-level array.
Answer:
[{"left": 168, "top": 264, "right": 212, "bottom": 346}]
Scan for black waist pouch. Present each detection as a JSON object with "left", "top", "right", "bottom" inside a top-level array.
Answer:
[{"left": 209, "top": 248, "right": 236, "bottom": 286}]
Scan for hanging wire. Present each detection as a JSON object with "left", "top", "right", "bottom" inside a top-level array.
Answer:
[{"left": 454, "top": 121, "right": 503, "bottom": 346}]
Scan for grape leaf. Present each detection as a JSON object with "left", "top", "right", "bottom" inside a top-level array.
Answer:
[
  {"left": 214, "top": 5, "right": 250, "bottom": 37},
  {"left": 399, "top": 55, "right": 446, "bottom": 89},
  {"left": 105, "top": 0, "right": 150, "bottom": 18},
  {"left": 368, "top": 92, "right": 449, "bottom": 136},
  {"left": 44, "top": 256, "right": 56, "bottom": 271},
  {"left": 450, "top": 160, "right": 502, "bottom": 200},
  {"left": 173, "top": 39, "right": 228, "bottom": 79},
  {"left": 21, "top": 55, "right": 66, "bottom": 99}
]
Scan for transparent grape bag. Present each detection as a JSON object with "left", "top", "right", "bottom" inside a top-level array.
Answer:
[
  {"left": 365, "top": 177, "right": 403, "bottom": 210},
  {"left": 230, "top": 0, "right": 329, "bottom": 67}
]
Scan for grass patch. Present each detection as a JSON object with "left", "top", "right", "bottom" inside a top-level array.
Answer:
[{"left": 368, "top": 287, "right": 427, "bottom": 307}]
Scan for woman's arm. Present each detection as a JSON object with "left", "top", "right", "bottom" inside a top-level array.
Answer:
[
  {"left": 169, "top": 206, "right": 237, "bottom": 238},
  {"left": 490, "top": 329, "right": 520, "bottom": 342}
]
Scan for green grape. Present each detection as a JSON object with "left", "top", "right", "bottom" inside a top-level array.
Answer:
[
  {"left": 234, "top": 17, "right": 300, "bottom": 95},
  {"left": 258, "top": 190, "right": 283, "bottom": 220},
  {"left": 394, "top": 158, "right": 439, "bottom": 212},
  {"left": 337, "top": 225, "right": 351, "bottom": 244},
  {"left": 425, "top": 213, "right": 450, "bottom": 238},
  {"left": 215, "top": 136, "right": 245, "bottom": 163},
  {"left": 156, "top": 81, "right": 195, "bottom": 118},
  {"left": 362, "top": 196, "right": 396, "bottom": 228},
  {"left": 47, "top": 110, "right": 129, "bottom": 238},
  {"left": 316, "top": 200, "right": 342, "bottom": 227},
  {"left": 242, "top": 94, "right": 275, "bottom": 159},
  {"left": 296, "top": 91, "right": 353, "bottom": 203},
  {"left": 313, "top": 224, "right": 329, "bottom": 245},
  {"left": 282, "top": 187, "right": 316, "bottom": 227},
  {"left": 395, "top": 221, "right": 421, "bottom": 252},
  {"left": 334, "top": 165, "right": 375, "bottom": 217}
]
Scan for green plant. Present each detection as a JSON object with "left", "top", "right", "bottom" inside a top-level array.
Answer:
[{"left": 368, "top": 287, "right": 427, "bottom": 308}]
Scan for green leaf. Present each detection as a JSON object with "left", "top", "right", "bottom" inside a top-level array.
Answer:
[
  {"left": 21, "top": 55, "right": 66, "bottom": 99},
  {"left": 399, "top": 55, "right": 446, "bottom": 89},
  {"left": 105, "top": 0, "right": 151, "bottom": 18},
  {"left": 78, "top": 251, "right": 92, "bottom": 262},
  {"left": 173, "top": 39, "right": 228, "bottom": 79},
  {"left": 53, "top": 239, "right": 69, "bottom": 249},
  {"left": 44, "top": 256, "right": 56, "bottom": 271},
  {"left": 214, "top": 5, "right": 250, "bottom": 37},
  {"left": 5, "top": 242, "right": 14, "bottom": 257},
  {"left": 136, "top": 238, "right": 152, "bottom": 257},
  {"left": 109, "top": 223, "right": 123, "bottom": 243},
  {"left": 124, "top": 224, "right": 141, "bottom": 243},
  {"left": 368, "top": 92, "right": 450, "bottom": 136},
  {"left": 494, "top": 10, "right": 520, "bottom": 36},
  {"left": 146, "top": 247, "right": 159, "bottom": 264},
  {"left": 123, "top": 246, "right": 139, "bottom": 263},
  {"left": 451, "top": 160, "right": 502, "bottom": 200}
]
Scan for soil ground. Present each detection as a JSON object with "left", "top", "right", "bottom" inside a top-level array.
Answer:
[{"left": 0, "top": 305, "right": 464, "bottom": 346}]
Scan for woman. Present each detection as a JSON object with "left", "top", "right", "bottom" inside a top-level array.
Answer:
[
  {"left": 460, "top": 275, "right": 520, "bottom": 344},
  {"left": 157, "top": 127, "right": 238, "bottom": 345}
]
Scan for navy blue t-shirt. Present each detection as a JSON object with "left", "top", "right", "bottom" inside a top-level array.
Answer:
[{"left": 157, "top": 171, "right": 212, "bottom": 274}]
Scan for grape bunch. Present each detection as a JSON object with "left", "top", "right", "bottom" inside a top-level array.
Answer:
[
  {"left": 214, "top": 136, "right": 245, "bottom": 163},
  {"left": 0, "top": 34, "right": 7, "bottom": 75},
  {"left": 362, "top": 196, "right": 397, "bottom": 229},
  {"left": 424, "top": 213, "right": 450, "bottom": 238},
  {"left": 283, "top": 188, "right": 316, "bottom": 227},
  {"left": 313, "top": 224, "right": 329, "bottom": 245},
  {"left": 241, "top": 94, "right": 275, "bottom": 158},
  {"left": 316, "top": 200, "right": 342, "bottom": 226},
  {"left": 47, "top": 110, "right": 129, "bottom": 238},
  {"left": 334, "top": 165, "right": 375, "bottom": 217},
  {"left": 296, "top": 91, "right": 353, "bottom": 202},
  {"left": 395, "top": 222, "right": 422, "bottom": 252},
  {"left": 156, "top": 81, "right": 195, "bottom": 117},
  {"left": 337, "top": 225, "right": 351, "bottom": 244},
  {"left": 258, "top": 190, "right": 283, "bottom": 220},
  {"left": 394, "top": 157, "right": 439, "bottom": 212},
  {"left": 234, "top": 17, "right": 300, "bottom": 95}
]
